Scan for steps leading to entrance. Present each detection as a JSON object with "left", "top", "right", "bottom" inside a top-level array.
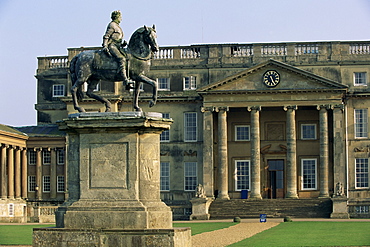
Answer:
[{"left": 209, "top": 198, "right": 332, "bottom": 219}]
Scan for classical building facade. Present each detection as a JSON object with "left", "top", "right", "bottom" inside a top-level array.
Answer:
[
  {"left": 25, "top": 41, "right": 370, "bottom": 219},
  {"left": 0, "top": 124, "right": 28, "bottom": 222}
]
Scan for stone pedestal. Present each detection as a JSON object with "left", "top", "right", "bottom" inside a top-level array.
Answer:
[
  {"left": 330, "top": 197, "right": 350, "bottom": 219},
  {"left": 190, "top": 197, "right": 214, "bottom": 220},
  {"left": 33, "top": 112, "right": 191, "bottom": 247},
  {"left": 0, "top": 199, "right": 27, "bottom": 223}
]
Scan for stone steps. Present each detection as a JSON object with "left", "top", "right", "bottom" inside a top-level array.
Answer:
[{"left": 209, "top": 198, "right": 332, "bottom": 219}]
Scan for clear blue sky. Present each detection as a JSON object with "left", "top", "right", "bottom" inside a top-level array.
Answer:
[{"left": 1, "top": 0, "right": 370, "bottom": 126}]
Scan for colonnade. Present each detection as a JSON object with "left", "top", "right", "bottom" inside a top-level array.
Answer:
[
  {"left": 201, "top": 104, "right": 345, "bottom": 199},
  {"left": 0, "top": 144, "right": 27, "bottom": 199}
]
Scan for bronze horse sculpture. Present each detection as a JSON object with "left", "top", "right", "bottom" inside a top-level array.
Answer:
[{"left": 70, "top": 25, "right": 158, "bottom": 112}]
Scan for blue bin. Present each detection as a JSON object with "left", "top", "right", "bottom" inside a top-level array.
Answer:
[{"left": 241, "top": 190, "right": 248, "bottom": 199}]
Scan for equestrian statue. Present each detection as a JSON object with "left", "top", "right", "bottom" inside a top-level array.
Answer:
[{"left": 70, "top": 10, "right": 159, "bottom": 112}]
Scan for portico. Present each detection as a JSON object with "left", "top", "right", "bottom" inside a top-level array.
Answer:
[{"left": 198, "top": 60, "right": 347, "bottom": 200}]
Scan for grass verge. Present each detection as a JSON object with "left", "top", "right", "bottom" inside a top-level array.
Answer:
[
  {"left": 0, "top": 224, "right": 54, "bottom": 245},
  {"left": 229, "top": 221, "right": 370, "bottom": 247},
  {"left": 173, "top": 222, "right": 238, "bottom": 235}
]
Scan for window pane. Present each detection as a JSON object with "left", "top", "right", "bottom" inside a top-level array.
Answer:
[
  {"left": 302, "top": 124, "right": 316, "bottom": 139},
  {"left": 235, "top": 126, "right": 250, "bottom": 141},
  {"left": 302, "top": 159, "right": 317, "bottom": 190},
  {"left": 28, "top": 150, "right": 36, "bottom": 165},
  {"left": 53, "top": 84, "right": 65, "bottom": 97},
  {"left": 235, "top": 160, "right": 250, "bottom": 190},
  {"left": 57, "top": 176, "right": 65, "bottom": 192},
  {"left": 160, "top": 162, "right": 170, "bottom": 191},
  {"left": 43, "top": 150, "right": 51, "bottom": 164},
  {"left": 28, "top": 176, "right": 36, "bottom": 192},
  {"left": 354, "top": 72, "right": 367, "bottom": 85},
  {"left": 43, "top": 176, "right": 51, "bottom": 192},
  {"left": 158, "top": 78, "right": 170, "bottom": 90},
  {"left": 183, "top": 76, "right": 196, "bottom": 90},
  {"left": 184, "top": 112, "right": 197, "bottom": 141},
  {"left": 160, "top": 113, "right": 170, "bottom": 142},
  {"left": 184, "top": 162, "right": 197, "bottom": 191},
  {"left": 57, "top": 149, "right": 65, "bottom": 164},
  {"left": 356, "top": 158, "right": 369, "bottom": 188},
  {"left": 355, "top": 109, "right": 368, "bottom": 138}
]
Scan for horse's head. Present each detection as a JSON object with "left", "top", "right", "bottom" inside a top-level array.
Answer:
[{"left": 143, "top": 25, "right": 159, "bottom": 53}]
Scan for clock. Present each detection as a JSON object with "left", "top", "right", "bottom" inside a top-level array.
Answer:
[{"left": 263, "top": 70, "right": 280, "bottom": 87}]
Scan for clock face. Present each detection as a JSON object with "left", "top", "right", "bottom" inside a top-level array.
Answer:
[{"left": 263, "top": 70, "right": 280, "bottom": 87}]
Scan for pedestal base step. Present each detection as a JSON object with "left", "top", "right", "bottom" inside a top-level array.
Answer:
[{"left": 33, "top": 227, "right": 191, "bottom": 247}]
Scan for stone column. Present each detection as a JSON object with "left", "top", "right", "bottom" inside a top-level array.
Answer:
[
  {"left": 318, "top": 105, "right": 330, "bottom": 198},
  {"left": 7, "top": 146, "right": 14, "bottom": 199},
  {"left": 284, "top": 105, "right": 299, "bottom": 199},
  {"left": 216, "top": 107, "right": 230, "bottom": 200},
  {"left": 1, "top": 145, "right": 7, "bottom": 199},
  {"left": 36, "top": 148, "right": 42, "bottom": 200},
  {"left": 14, "top": 147, "right": 21, "bottom": 199},
  {"left": 50, "top": 148, "right": 57, "bottom": 199},
  {"left": 248, "top": 106, "right": 262, "bottom": 199},
  {"left": 201, "top": 106, "right": 215, "bottom": 198},
  {"left": 21, "top": 148, "right": 28, "bottom": 199}
]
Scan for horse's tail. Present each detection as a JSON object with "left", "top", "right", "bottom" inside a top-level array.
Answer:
[{"left": 69, "top": 55, "right": 84, "bottom": 101}]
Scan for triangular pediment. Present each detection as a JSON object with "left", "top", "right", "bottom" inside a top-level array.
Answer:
[{"left": 197, "top": 59, "right": 348, "bottom": 93}]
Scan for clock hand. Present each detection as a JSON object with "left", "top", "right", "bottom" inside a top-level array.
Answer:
[{"left": 269, "top": 75, "right": 275, "bottom": 83}]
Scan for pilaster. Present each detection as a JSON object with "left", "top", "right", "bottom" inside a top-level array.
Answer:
[{"left": 201, "top": 106, "right": 215, "bottom": 198}]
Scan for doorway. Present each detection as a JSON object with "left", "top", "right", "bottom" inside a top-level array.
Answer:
[{"left": 268, "top": 159, "right": 284, "bottom": 199}]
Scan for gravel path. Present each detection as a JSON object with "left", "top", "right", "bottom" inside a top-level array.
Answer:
[{"left": 192, "top": 222, "right": 280, "bottom": 247}]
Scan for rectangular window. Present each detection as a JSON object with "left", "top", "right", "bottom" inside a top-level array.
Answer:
[
  {"left": 160, "top": 162, "right": 170, "bottom": 191},
  {"left": 301, "top": 124, "right": 317, "bottom": 140},
  {"left": 235, "top": 125, "right": 250, "bottom": 141},
  {"left": 57, "top": 149, "right": 65, "bottom": 165},
  {"left": 28, "top": 150, "right": 36, "bottom": 165},
  {"left": 160, "top": 113, "right": 170, "bottom": 142},
  {"left": 157, "top": 78, "right": 170, "bottom": 90},
  {"left": 52, "top": 84, "right": 65, "bottom": 97},
  {"left": 302, "top": 159, "right": 317, "bottom": 190},
  {"left": 183, "top": 76, "right": 197, "bottom": 90},
  {"left": 43, "top": 150, "right": 51, "bottom": 165},
  {"left": 354, "top": 72, "right": 367, "bottom": 86},
  {"left": 235, "top": 160, "right": 250, "bottom": 191},
  {"left": 355, "top": 206, "right": 369, "bottom": 214},
  {"left": 356, "top": 158, "right": 369, "bottom": 188},
  {"left": 8, "top": 203, "right": 14, "bottom": 217},
  {"left": 43, "top": 176, "right": 51, "bottom": 192},
  {"left": 57, "top": 176, "right": 65, "bottom": 192},
  {"left": 184, "top": 112, "right": 197, "bottom": 142},
  {"left": 184, "top": 162, "right": 197, "bottom": 191},
  {"left": 355, "top": 109, "right": 368, "bottom": 138},
  {"left": 28, "top": 176, "right": 36, "bottom": 192}
]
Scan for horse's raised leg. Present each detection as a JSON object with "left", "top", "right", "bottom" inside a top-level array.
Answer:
[
  {"left": 133, "top": 81, "right": 142, "bottom": 112},
  {"left": 71, "top": 84, "right": 86, "bottom": 113},
  {"left": 86, "top": 80, "right": 111, "bottom": 112},
  {"left": 139, "top": 75, "right": 157, "bottom": 108}
]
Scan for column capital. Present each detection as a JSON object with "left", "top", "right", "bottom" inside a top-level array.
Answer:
[
  {"left": 316, "top": 104, "right": 331, "bottom": 110},
  {"left": 247, "top": 106, "right": 261, "bottom": 112},
  {"left": 201, "top": 106, "right": 215, "bottom": 113},
  {"left": 214, "top": 106, "right": 229, "bottom": 112},
  {"left": 283, "top": 105, "right": 298, "bottom": 111},
  {"left": 331, "top": 104, "right": 345, "bottom": 111}
]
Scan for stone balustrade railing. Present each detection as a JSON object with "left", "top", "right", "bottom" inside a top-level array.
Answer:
[{"left": 37, "top": 41, "right": 370, "bottom": 71}]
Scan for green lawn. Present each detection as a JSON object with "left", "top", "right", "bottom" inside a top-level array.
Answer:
[
  {"left": 173, "top": 222, "right": 238, "bottom": 235},
  {"left": 1, "top": 222, "right": 370, "bottom": 246},
  {"left": 0, "top": 224, "right": 54, "bottom": 245},
  {"left": 230, "top": 221, "right": 370, "bottom": 247}
]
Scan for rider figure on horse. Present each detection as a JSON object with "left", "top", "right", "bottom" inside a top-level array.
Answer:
[{"left": 102, "top": 10, "right": 132, "bottom": 89}]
